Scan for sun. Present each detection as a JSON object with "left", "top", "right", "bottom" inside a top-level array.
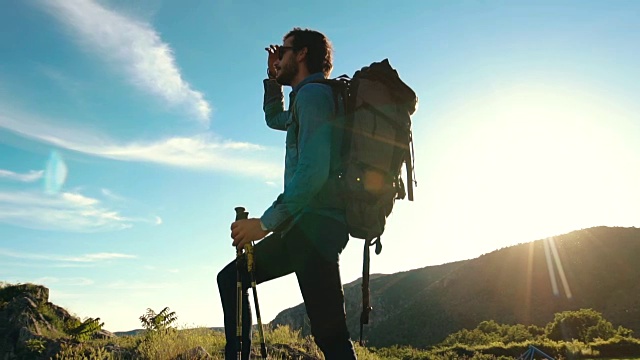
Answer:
[
  {"left": 389, "top": 82, "right": 638, "bottom": 266},
  {"left": 458, "top": 85, "right": 628, "bottom": 239}
]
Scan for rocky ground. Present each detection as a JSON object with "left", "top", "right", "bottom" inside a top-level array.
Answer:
[{"left": 0, "top": 283, "right": 114, "bottom": 359}]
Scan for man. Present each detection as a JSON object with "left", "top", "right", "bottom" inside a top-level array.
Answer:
[{"left": 217, "top": 28, "right": 357, "bottom": 359}]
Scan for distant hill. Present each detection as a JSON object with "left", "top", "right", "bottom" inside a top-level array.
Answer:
[
  {"left": 113, "top": 327, "right": 225, "bottom": 337},
  {"left": 271, "top": 226, "right": 640, "bottom": 348}
]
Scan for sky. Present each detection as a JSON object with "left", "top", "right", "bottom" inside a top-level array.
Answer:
[{"left": 1, "top": 0, "right": 639, "bottom": 332}]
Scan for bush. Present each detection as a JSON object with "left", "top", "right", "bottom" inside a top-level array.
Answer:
[
  {"left": 545, "top": 308, "right": 616, "bottom": 342},
  {"left": 135, "top": 327, "right": 225, "bottom": 360},
  {"left": 591, "top": 336, "right": 640, "bottom": 358}
]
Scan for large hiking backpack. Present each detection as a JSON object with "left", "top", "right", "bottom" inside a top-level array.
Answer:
[{"left": 317, "top": 59, "right": 418, "bottom": 344}]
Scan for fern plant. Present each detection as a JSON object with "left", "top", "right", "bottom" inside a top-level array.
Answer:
[
  {"left": 67, "top": 317, "right": 105, "bottom": 342},
  {"left": 139, "top": 307, "right": 177, "bottom": 333}
]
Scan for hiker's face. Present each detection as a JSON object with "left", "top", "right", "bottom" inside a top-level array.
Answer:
[{"left": 275, "top": 36, "right": 298, "bottom": 86}]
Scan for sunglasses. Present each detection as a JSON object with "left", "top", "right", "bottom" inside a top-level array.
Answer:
[{"left": 277, "top": 46, "right": 297, "bottom": 60}]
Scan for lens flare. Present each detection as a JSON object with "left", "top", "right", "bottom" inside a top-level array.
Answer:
[
  {"left": 44, "top": 150, "right": 68, "bottom": 194},
  {"left": 543, "top": 237, "right": 573, "bottom": 299}
]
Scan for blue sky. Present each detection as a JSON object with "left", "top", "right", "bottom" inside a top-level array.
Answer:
[{"left": 1, "top": 0, "right": 639, "bottom": 332}]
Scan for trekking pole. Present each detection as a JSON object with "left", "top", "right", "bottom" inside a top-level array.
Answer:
[
  {"left": 235, "top": 207, "right": 248, "bottom": 360},
  {"left": 234, "top": 207, "right": 268, "bottom": 359},
  {"left": 246, "top": 242, "right": 268, "bottom": 358}
]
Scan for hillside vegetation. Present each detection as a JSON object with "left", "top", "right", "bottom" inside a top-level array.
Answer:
[
  {"left": 3, "top": 226, "right": 640, "bottom": 359},
  {"left": 1, "top": 285, "right": 639, "bottom": 360},
  {"left": 273, "top": 226, "right": 640, "bottom": 348}
]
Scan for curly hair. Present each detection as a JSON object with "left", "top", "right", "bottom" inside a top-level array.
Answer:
[{"left": 284, "top": 28, "right": 333, "bottom": 77}]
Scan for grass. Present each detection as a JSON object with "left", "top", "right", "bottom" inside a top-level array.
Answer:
[
  {"left": 46, "top": 325, "right": 531, "bottom": 360},
  {"left": 19, "top": 323, "right": 640, "bottom": 359}
]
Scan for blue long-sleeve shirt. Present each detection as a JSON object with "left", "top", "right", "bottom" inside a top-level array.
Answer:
[{"left": 260, "top": 73, "right": 345, "bottom": 234}]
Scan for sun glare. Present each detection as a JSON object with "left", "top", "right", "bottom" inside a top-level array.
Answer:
[{"left": 401, "top": 83, "right": 637, "bottom": 266}]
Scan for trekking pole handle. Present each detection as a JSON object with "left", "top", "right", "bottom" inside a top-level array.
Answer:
[
  {"left": 235, "top": 207, "right": 249, "bottom": 221},
  {"left": 234, "top": 207, "right": 250, "bottom": 258},
  {"left": 234, "top": 207, "right": 256, "bottom": 273}
]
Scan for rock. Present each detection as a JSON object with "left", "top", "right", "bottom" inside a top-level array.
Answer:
[
  {"left": 5, "top": 284, "right": 49, "bottom": 305},
  {"left": 93, "top": 329, "right": 116, "bottom": 339},
  {"left": 0, "top": 285, "right": 65, "bottom": 359},
  {"left": 7, "top": 296, "right": 38, "bottom": 324},
  {"left": 18, "top": 325, "right": 37, "bottom": 343},
  {"left": 47, "top": 303, "right": 75, "bottom": 324}
]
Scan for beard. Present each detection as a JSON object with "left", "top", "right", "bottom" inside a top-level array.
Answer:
[{"left": 276, "top": 60, "right": 298, "bottom": 86}]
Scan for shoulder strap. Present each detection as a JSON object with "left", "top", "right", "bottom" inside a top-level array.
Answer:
[{"left": 306, "top": 76, "right": 350, "bottom": 117}]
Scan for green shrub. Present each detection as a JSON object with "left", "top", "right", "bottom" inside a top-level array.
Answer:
[
  {"left": 591, "top": 336, "right": 640, "bottom": 358},
  {"left": 545, "top": 308, "right": 616, "bottom": 343},
  {"left": 369, "top": 344, "right": 431, "bottom": 360},
  {"left": 264, "top": 324, "right": 301, "bottom": 346},
  {"left": 52, "top": 342, "right": 115, "bottom": 360},
  {"left": 67, "top": 318, "right": 105, "bottom": 342},
  {"left": 139, "top": 307, "right": 178, "bottom": 334},
  {"left": 24, "top": 338, "right": 47, "bottom": 355},
  {"left": 136, "top": 327, "right": 225, "bottom": 360}
]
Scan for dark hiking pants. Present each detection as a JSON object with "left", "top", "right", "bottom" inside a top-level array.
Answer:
[{"left": 217, "top": 214, "right": 357, "bottom": 360}]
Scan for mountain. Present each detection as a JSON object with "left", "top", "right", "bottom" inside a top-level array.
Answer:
[{"left": 270, "top": 226, "right": 640, "bottom": 348}]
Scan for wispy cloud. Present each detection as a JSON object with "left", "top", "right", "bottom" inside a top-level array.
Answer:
[
  {"left": 32, "top": 276, "right": 95, "bottom": 286},
  {"left": 0, "top": 190, "right": 138, "bottom": 232},
  {"left": 0, "top": 111, "right": 281, "bottom": 180},
  {"left": 106, "top": 281, "right": 175, "bottom": 290},
  {"left": 40, "top": 0, "right": 211, "bottom": 125},
  {"left": 143, "top": 265, "right": 178, "bottom": 273},
  {"left": 101, "top": 189, "right": 126, "bottom": 202},
  {"left": 0, "top": 169, "right": 44, "bottom": 182},
  {"left": 0, "top": 248, "right": 136, "bottom": 263}
]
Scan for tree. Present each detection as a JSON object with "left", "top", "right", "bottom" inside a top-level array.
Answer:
[
  {"left": 545, "top": 308, "right": 616, "bottom": 342},
  {"left": 617, "top": 325, "right": 634, "bottom": 338},
  {"left": 440, "top": 320, "right": 539, "bottom": 346}
]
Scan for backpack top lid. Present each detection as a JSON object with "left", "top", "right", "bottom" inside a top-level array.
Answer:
[{"left": 353, "top": 59, "right": 418, "bottom": 116}]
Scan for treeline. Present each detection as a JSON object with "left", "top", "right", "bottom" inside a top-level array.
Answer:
[
  {"left": 371, "top": 308, "right": 640, "bottom": 359},
  {"left": 441, "top": 308, "right": 632, "bottom": 346}
]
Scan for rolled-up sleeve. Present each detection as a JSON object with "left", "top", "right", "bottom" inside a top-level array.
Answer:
[
  {"left": 261, "top": 84, "right": 335, "bottom": 231},
  {"left": 263, "top": 79, "right": 288, "bottom": 130}
]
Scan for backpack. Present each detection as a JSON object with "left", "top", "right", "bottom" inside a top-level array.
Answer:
[{"left": 313, "top": 59, "right": 418, "bottom": 344}]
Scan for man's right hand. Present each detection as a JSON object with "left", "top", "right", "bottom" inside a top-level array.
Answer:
[{"left": 265, "top": 45, "right": 279, "bottom": 79}]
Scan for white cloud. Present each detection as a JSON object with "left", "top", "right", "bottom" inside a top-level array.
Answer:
[
  {"left": 0, "top": 169, "right": 44, "bottom": 182},
  {"left": 0, "top": 190, "right": 137, "bottom": 232},
  {"left": 0, "top": 248, "right": 136, "bottom": 263},
  {"left": 0, "top": 111, "right": 282, "bottom": 180},
  {"left": 40, "top": 0, "right": 211, "bottom": 125},
  {"left": 32, "top": 277, "right": 95, "bottom": 286},
  {"left": 101, "top": 188, "right": 126, "bottom": 202},
  {"left": 106, "top": 281, "right": 175, "bottom": 290},
  {"left": 61, "top": 192, "right": 99, "bottom": 206},
  {"left": 76, "top": 253, "right": 136, "bottom": 262}
]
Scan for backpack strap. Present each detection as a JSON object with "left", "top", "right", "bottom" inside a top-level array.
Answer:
[
  {"left": 359, "top": 236, "right": 381, "bottom": 345},
  {"left": 359, "top": 238, "right": 372, "bottom": 346}
]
